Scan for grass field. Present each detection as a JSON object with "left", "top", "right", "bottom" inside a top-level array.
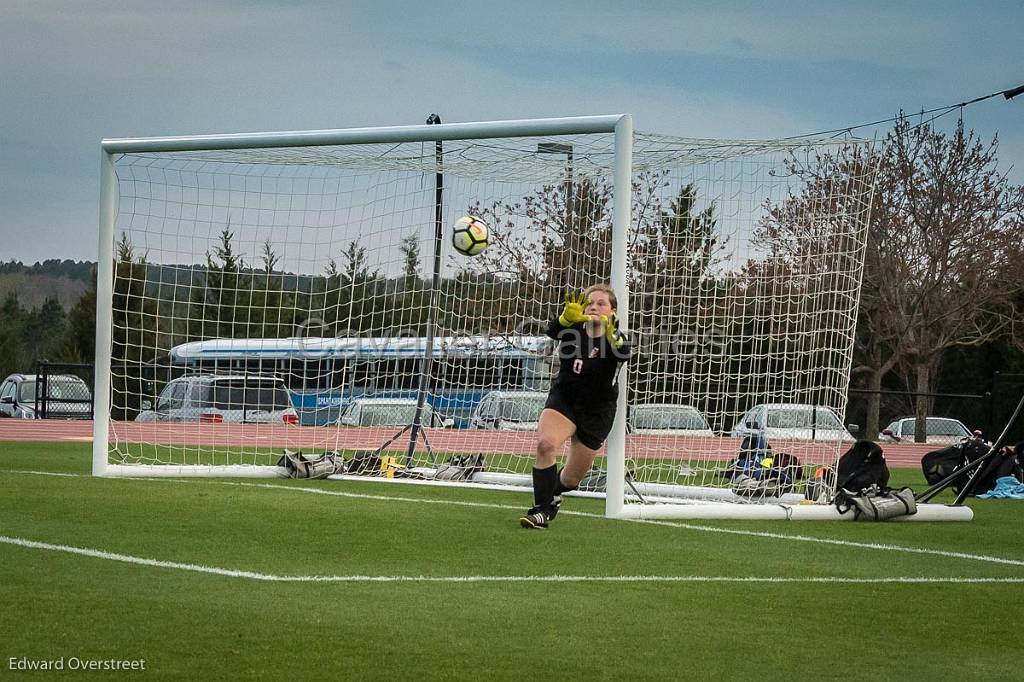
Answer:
[{"left": 3, "top": 441, "right": 1024, "bottom": 681}]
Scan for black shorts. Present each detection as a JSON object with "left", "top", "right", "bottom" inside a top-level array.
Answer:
[{"left": 544, "top": 387, "right": 617, "bottom": 451}]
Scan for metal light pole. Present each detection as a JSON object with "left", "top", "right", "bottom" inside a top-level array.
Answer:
[
  {"left": 537, "top": 142, "right": 574, "bottom": 295},
  {"left": 375, "top": 114, "right": 445, "bottom": 465},
  {"left": 537, "top": 142, "right": 574, "bottom": 230}
]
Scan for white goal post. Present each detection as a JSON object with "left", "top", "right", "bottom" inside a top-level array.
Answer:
[
  {"left": 94, "top": 114, "right": 633, "bottom": 489},
  {"left": 93, "top": 114, "right": 971, "bottom": 522}
]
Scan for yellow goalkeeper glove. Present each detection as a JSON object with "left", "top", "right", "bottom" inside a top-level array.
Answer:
[
  {"left": 558, "top": 291, "right": 592, "bottom": 327},
  {"left": 600, "top": 313, "right": 624, "bottom": 349}
]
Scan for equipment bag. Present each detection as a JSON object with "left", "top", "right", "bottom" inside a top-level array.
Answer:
[
  {"left": 835, "top": 441, "right": 890, "bottom": 495},
  {"left": 577, "top": 468, "right": 607, "bottom": 493},
  {"left": 434, "top": 453, "right": 486, "bottom": 481},
  {"left": 970, "top": 446, "right": 1024, "bottom": 495},
  {"left": 837, "top": 485, "right": 917, "bottom": 521},
  {"left": 723, "top": 433, "right": 772, "bottom": 480},
  {"left": 772, "top": 452, "right": 804, "bottom": 483},
  {"left": 922, "top": 438, "right": 1020, "bottom": 496},
  {"left": 277, "top": 450, "right": 344, "bottom": 479},
  {"left": 346, "top": 450, "right": 382, "bottom": 475},
  {"left": 731, "top": 473, "right": 788, "bottom": 499},
  {"left": 804, "top": 466, "right": 836, "bottom": 503},
  {"left": 921, "top": 444, "right": 967, "bottom": 487},
  {"left": 730, "top": 452, "right": 802, "bottom": 498}
]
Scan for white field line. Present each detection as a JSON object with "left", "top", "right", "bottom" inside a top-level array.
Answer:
[
  {"left": 9, "top": 469, "right": 1024, "bottom": 569},
  {"left": 2, "top": 535, "right": 1024, "bottom": 585}
]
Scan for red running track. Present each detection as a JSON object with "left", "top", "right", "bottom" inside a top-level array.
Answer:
[{"left": 0, "top": 419, "right": 935, "bottom": 467}]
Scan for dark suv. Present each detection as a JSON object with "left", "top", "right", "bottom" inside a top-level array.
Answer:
[
  {"left": 134, "top": 374, "right": 298, "bottom": 424},
  {"left": 0, "top": 373, "right": 93, "bottom": 419}
]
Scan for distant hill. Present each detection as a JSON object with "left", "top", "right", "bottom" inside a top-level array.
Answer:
[
  {"left": 0, "top": 261, "right": 94, "bottom": 310},
  {"left": 0, "top": 259, "right": 94, "bottom": 282},
  {"left": 0, "top": 257, "right": 430, "bottom": 311},
  {"left": 0, "top": 258, "right": 324, "bottom": 312}
]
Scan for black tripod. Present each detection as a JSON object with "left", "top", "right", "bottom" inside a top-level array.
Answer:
[
  {"left": 374, "top": 114, "right": 445, "bottom": 467},
  {"left": 916, "top": 391, "right": 1024, "bottom": 504}
]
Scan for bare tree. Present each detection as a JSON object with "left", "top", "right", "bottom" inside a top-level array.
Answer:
[
  {"left": 466, "top": 175, "right": 614, "bottom": 331},
  {"left": 752, "top": 144, "right": 879, "bottom": 422},
  {"left": 464, "top": 171, "right": 734, "bottom": 405},
  {"left": 879, "top": 118, "right": 1024, "bottom": 438},
  {"left": 765, "top": 118, "right": 1024, "bottom": 440}
]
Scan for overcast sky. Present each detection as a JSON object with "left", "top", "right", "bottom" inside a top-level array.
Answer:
[{"left": 2, "top": 0, "right": 1022, "bottom": 264}]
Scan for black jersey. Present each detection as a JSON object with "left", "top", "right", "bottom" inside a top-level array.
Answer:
[{"left": 546, "top": 317, "right": 632, "bottom": 405}]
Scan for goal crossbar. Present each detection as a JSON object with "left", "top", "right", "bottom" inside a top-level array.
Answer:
[{"left": 99, "top": 115, "right": 627, "bottom": 154}]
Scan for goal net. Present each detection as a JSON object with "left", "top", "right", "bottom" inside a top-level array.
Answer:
[{"left": 95, "top": 115, "right": 878, "bottom": 517}]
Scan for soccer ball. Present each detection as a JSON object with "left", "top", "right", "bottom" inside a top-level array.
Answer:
[{"left": 452, "top": 216, "right": 488, "bottom": 256}]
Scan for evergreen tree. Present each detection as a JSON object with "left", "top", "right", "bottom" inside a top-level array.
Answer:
[
  {"left": 631, "top": 179, "right": 726, "bottom": 401},
  {"left": 400, "top": 232, "right": 421, "bottom": 290},
  {"left": 190, "top": 223, "right": 250, "bottom": 340},
  {"left": 0, "top": 293, "right": 28, "bottom": 378},
  {"left": 61, "top": 266, "right": 97, "bottom": 362},
  {"left": 24, "top": 297, "right": 67, "bottom": 362},
  {"left": 249, "top": 238, "right": 295, "bottom": 338},
  {"left": 110, "top": 234, "right": 160, "bottom": 419},
  {"left": 336, "top": 241, "right": 382, "bottom": 334},
  {"left": 315, "top": 258, "right": 343, "bottom": 336}
]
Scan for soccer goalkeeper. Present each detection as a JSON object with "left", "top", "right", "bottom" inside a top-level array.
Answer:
[{"left": 520, "top": 284, "right": 632, "bottom": 529}]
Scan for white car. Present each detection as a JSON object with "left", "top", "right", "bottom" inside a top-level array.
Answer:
[
  {"left": 879, "top": 417, "right": 972, "bottom": 445},
  {"left": 628, "top": 403, "right": 715, "bottom": 437},
  {"left": 337, "top": 397, "right": 451, "bottom": 428},
  {"left": 0, "top": 373, "right": 92, "bottom": 420},
  {"left": 731, "top": 403, "right": 854, "bottom": 442},
  {"left": 135, "top": 375, "right": 298, "bottom": 424},
  {"left": 469, "top": 390, "right": 548, "bottom": 431}
]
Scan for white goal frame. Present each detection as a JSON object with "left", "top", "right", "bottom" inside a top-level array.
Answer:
[
  {"left": 93, "top": 114, "right": 635, "bottom": 512},
  {"left": 93, "top": 115, "right": 971, "bottom": 523}
]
